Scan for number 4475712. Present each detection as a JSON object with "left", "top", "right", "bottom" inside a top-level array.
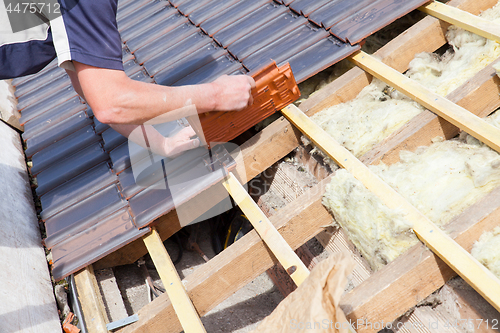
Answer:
[
  {"left": 463, "top": 319, "right": 498, "bottom": 330},
  {"left": 6, "top": 2, "right": 60, "bottom": 14}
]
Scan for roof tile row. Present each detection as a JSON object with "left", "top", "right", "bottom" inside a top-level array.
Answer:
[
  {"left": 126, "top": 13, "right": 189, "bottom": 52},
  {"left": 40, "top": 162, "right": 118, "bottom": 221},
  {"left": 22, "top": 97, "right": 87, "bottom": 137},
  {"left": 35, "top": 141, "right": 108, "bottom": 197},
  {"left": 227, "top": 12, "right": 308, "bottom": 61},
  {"left": 50, "top": 208, "right": 149, "bottom": 281},
  {"left": 154, "top": 43, "right": 226, "bottom": 86},
  {"left": 14, "top": 66, "right": 66, "bottom": 99},
  {"left": 45, "top": 183, "right": 127, "bottom": 249},
  {"left": 289, "top": 0, "right": 331, "bottom": 17},
  {"left": 188, "top": 0, "right": 240, "bottom": 27},
  {"left": 120, "top": 5, "right": 178, "bottom": 41},
  {"left": 118, "top": 1, "right": 170, "bottom": 32},
  {"left": 31, "top": 125, "right": 101, "bottom": 176},
  {"left": 25, "top": 109, "right": 92, "bottom": 158},
  {"left": 213, "top": 3, "right": 287, "bottom": 48}
]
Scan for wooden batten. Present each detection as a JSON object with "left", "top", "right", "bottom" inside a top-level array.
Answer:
[
  {"left": 142, "top": 228, "right": 206, "bottom": 333},
  {"left": 420, "top": 1, "right": 500, "bottom": 43},
  {"left": 350, "top": 51, "right": 500, "bottom": 153},
  {"left": 74, "top": 266, "right": 109, "bottom": 333},
  {"left": 222, "top": 172, "right": 311, "bottom": 286},
  {"left": 362, "top": 59, "right": 500, "bottom": 165}
]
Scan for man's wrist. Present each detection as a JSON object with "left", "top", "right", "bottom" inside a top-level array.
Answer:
[{"left": 205, "top": 81, "right": 221, "bottom": 112}]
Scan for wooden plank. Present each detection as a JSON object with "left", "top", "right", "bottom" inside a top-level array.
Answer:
[
  {"left": 349, "top": 50, "right": 500, "bottom": 153},
  {"left": 282, "top": 103, "right": 500, "bottom": 313},
  {"left": 341, "top": 187, "right": 500, "bottom": 332},
  {"left": 222, "top": 172, "right": 310, "bottom": 286},
  {"left": 74, "top": 266, "right": 109, "bottom": 333},
  {"left": 142, "top": 228, "right": 206, "bottom": 333},
  {"left": 420, "top": 1, "right": 500, "bottom": 43},
  {"left": 94, "top": 0, "right": 486, "bottom": 270}
]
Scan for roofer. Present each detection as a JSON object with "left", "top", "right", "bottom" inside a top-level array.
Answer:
[{"left": 1, "top": 0, "right": 256, "bottom": 156}]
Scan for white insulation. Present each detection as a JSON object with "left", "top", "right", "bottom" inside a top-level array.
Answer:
[
  {"left": 320, "top": 2, "right": 500, "bottom": 271},
  {"left": 471, "top": 227, "right": 500, "bottom": 279},
  {"left": 324, "top": 119, "right": 500, "bottom": 271},
  {"left": 312, "top": 2, "right": 500, "bottom": 159}
]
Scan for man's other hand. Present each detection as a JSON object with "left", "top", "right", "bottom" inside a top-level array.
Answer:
[
  {"left": 210, "top": 75, "right": 256, "bottom": 112},
  {"left": 163, "top": 126, "right": 200, "bottom": 158}
]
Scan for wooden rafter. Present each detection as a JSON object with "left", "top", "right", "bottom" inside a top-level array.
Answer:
[
  {"left": 420, "top": 0, "right": 500, "bottom": 43},
  {"left": 142, "top": 228, "right": 206, "bottom": 333}
]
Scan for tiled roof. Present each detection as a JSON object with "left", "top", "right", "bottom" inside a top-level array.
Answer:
[{"left": 13, "top": 0, "right": 430, "bottom": 280}]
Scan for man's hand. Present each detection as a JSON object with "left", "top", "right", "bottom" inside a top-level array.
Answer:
[
  {"left": 210, "top": 75, "right": 256, "bottom": 112},
  {"left": 163, "top": 126, "right": 200, "bottom": 158}
]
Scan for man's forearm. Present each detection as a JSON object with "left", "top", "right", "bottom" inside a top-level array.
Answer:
[
  {"left": 73, "top": 61, "right": 254, "bottom": 125},
  {"left": 110, "top": 124, "right": 168, "bottom": 156},
  {"left": 66, "top": 68, "right": 175, "bottom": 156}
]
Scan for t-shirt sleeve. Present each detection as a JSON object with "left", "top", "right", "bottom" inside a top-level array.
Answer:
[{"left": 50, "top": 0, "right": 123, "bottom": 71}]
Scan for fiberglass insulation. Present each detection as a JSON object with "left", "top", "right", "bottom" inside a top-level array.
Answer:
[
  {"left": 319, "top": 1, "right": 500, "bottom": 270},
  {"left": 311, "top": 1, "right": 500, "bottom": 159},
  {"left": 471, "top": 227, "right": 500, "bottom": 279},
  {"left": 323, "top": 114, "right": 500, "bottom": 271}
]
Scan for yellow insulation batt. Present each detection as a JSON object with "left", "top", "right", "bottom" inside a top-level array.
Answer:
[
  {"left": 311, "top": 1, "right": 500, "bottom": 159},
  {"left": 471, "top": 227, "right": 500, "bottom": 279},
  {"left": 323, "top": 111, "right": 500, "bottom": 271},
  {"left": 323, "top": 169, "right": 419, "bottom": 271},
  {"left": 407, "top": 2, "right": 500, "bottom": 96},
  {"left": 310, "top": 79, "right": 423, "bottom": 158}
]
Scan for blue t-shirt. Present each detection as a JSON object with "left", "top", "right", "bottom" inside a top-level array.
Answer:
[{"left": 0, "top": 0, "right": 123, "bottom": 79}]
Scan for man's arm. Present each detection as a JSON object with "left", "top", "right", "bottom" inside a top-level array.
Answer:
[
  {"left": 66, "top": 67, "right": 203, "bottom": 157},
  {"left": 72, "top": 61, "right": 255, "bottom": 125}
]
